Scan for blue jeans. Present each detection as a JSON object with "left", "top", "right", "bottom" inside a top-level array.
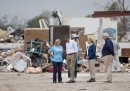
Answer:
[{"left": 52, "top": 61, "right": 62, "bottom": 82}]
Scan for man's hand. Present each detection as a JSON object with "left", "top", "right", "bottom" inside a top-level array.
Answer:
[
  {"left": 50, "top": 52, "right": 54, "bottom": 56},
  {"left": 75, "top": 52, "right": 78, "bottom": 55},
  {"left": 86, "top": 56, "right": 89, "bottom": 60}
]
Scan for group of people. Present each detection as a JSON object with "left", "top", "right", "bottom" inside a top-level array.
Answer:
[{"left": 48, "top": 33, "right": 121, "bottom": 83}]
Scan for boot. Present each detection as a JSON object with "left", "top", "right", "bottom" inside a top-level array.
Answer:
[
  {"left": 87, "top": 78, "right": 95, "bottom": 82},
  {"left": 87, "top": 78, "right": 93, "bottom": 82},
  {"left": 92, "top": 78, "right": 96, "bottom": 82}
]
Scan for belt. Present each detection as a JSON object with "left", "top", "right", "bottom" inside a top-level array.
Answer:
[{"left": 67, "top": 53, "right": 75, "bottom": 55}]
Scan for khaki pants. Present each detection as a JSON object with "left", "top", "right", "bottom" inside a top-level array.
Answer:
[
  {"left": 103, "top": 55, "right": 114, "bottom": 82},
  {"left": 66, "top": 54, "right": 76, "bottom": 80},
  {"left": 88, "top": 59, "right": 96, "bottom": 79}
]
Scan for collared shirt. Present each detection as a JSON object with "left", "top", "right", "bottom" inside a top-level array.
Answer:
[
  {"left": 66, "top": 39, "right": 78, "bottom": 54},
  {"left": 49, "top": 45, "right": 63, "bottom": 62}
]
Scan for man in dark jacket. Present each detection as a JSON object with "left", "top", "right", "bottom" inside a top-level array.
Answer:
[{"left": 102, "top": 33, "right": 114, "bottom": 83}]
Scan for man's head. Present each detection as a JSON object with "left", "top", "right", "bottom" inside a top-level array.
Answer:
[
  {"left": 64, "top": 35, "right": 70, "bottom": 42},
  {"left": 102, "top": 33, "right": 109, "bottom": 40}
]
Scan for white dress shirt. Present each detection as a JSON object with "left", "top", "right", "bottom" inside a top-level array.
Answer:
[{"left": 66, "top": 39, "right": 78, "bottom": 54}]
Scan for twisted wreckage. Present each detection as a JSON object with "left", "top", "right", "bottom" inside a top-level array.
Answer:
[{"left": 0, "top": 27, "right": 53, "bottom": 74}]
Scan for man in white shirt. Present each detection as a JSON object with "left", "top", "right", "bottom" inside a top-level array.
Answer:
[{"left": 64, "top": 35, "right": 78, "bottom": 83}]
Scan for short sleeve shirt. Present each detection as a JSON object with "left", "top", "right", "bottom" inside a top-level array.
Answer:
[{"left": 49, "top": 45, "right": 63, "bottom": 62}]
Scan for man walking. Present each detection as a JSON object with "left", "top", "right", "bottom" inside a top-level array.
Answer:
[
  {"left": 112, "top": 37, "right": 121, "bottom": 72},
  {"left": 102, "top": 33, "right": 114, "bottom": 83},
  {"left": 64, "top": 35, "right": 78, "bottom": 83}
]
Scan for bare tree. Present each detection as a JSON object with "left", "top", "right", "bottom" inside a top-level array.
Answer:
[
  {"left": 10, "top": 16, "right": 27, "bottom": 29},
  {"left": 104, "top": 0, "right": 129, "bottom": 40},
  {"left": 0, "top": 15, "right": 9, "bottom": 26},
  {"left": 0, "top": 15, "right": 27, "bottom": 29}
]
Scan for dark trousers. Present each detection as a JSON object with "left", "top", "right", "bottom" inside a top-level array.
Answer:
[{"left": 52, "top": 61, "right": 62, "bottom": 82}]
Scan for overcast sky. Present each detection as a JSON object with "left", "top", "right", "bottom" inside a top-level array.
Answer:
[{"left": 0, "top": 0, "right": 130, "bottom": 19}]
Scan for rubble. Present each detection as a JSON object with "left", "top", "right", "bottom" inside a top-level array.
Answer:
[
  {"left": 0, "top": 29, "right": 9, "bottom": 43},
  {"left": 24, "top": 67, "right": 42, "bottom": 74},
  {"left": 10, "top": 52, "right": 31, "bottom": 72},
  {"left": 0, "top": 22, "right": 130, "bottom": 76},
  {"left": 0, "top": 28, "right": 51, "bottom": 73}
]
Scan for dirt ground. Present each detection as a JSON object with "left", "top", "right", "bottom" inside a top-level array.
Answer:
[{"left": 0, "top": 72, "right": 130, "bottom": 91}]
